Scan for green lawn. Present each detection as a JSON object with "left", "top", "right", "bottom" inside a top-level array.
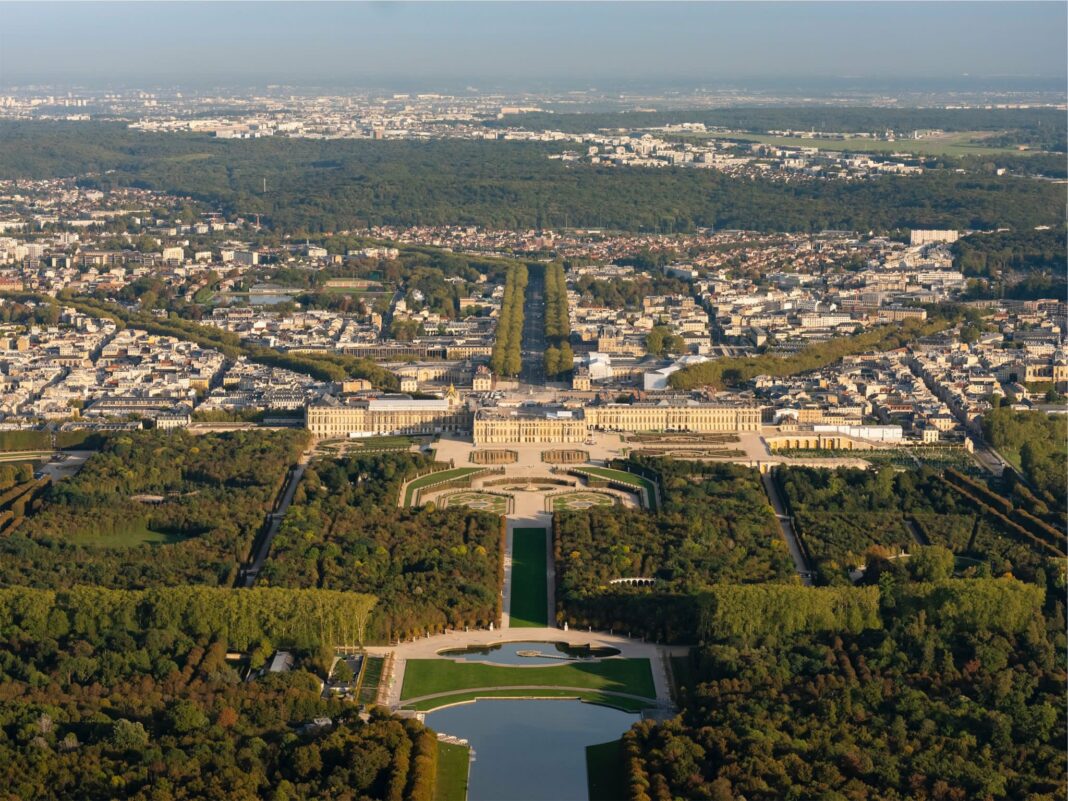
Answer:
[
  {"left": 0, "top": 451, "right": 51, "bottom": 461},
  {"left": 587, "top": 739, "right": 627, "bottom": 801},
  {"left": 357, "top": 656, "right": 385, "bottom": 705},
  {"left": 510, "top": 527, "right": 548, "bottom": 626},
  {"left": 352, "top": 435, "right": 414, "bottom": 449},
  {"left": 77, "top": 523, "right": 186, "bottom": 548},
  {"left": 400, "top": 657, "right": 656, "bottom": 700},
  {"left": 575, "top": 467, "right": 658, "bottom": 511},
  {"left": 404, "top": 467, "right": 484, "bottom": 506},
  {"left": 406, "top": 688, "right": 650, "bottom": 713},
  {"left": 434, "top": 741, "right": 470, "bottom": 801}
]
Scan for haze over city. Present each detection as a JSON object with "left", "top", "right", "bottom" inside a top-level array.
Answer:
[{"left": 1, "top": 1, "right": 1067, "bottom": 87}]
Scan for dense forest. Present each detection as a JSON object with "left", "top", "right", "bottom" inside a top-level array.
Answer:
[
  {"left": 0, "top": 586, "right": 455, "bottom": 801},
  {"left": 0, "top": 122, "right": 1063, "bottom": 233},
  {"left": 0, "top": 429, "right": 307, "bottom": 589},
  {"left": 953, "top": 228, "right": 1068, "bottom": 300},
  {"left": 554, "top": 461, "right": 795, "bottom": 641},
  {"left": 572, "top": 272, "right": 691, "bottom": 310},
  {"left": 625, "top": 576, "right": 1064, "bottom": 801},
  {"left": 263, "top": 452, "right": 503, "bottom": 642},
  {"left": 777, "top": 464, "right": 1064, "bottom": 586},
  {"left": 981, "top": 405, "right": 1067, "bottom": 510}
]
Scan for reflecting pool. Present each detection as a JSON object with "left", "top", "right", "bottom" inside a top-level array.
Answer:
[
  {"left": 437, "top": 641, "right": 621, "bottom": 665},
  {"left": 426, "top": 699, "right": 637, "bottom": 801}
]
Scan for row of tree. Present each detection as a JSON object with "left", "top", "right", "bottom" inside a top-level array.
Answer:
[
  {"left": 490, "top": 265, "right": 527, "bottom": 377},
  {"left": 776, "top": 464, "right": 1060, "bottom": 585},
  {"left": 542, "top": 262, "right": 574, "bottom": 378}
]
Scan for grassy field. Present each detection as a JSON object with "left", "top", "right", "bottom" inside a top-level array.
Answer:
[
  {"left": 551, "top": 491, "right": 616, "bottom": 512},
  {"left": 575, "top": 466, "right": 658, "bottom": 511},
  {"left": 444, "top": 491, "right": 508, "bottom": 515},
  {"left": 318, "top": 435, "right": 414, "bottom": 454},
  {"left": 694, "top": 129, "right": 1035, "bottom": 158},
  {"left": 434, "top": 741, "right": 470, "bottom": 801},
  {"left": 510, "top": 527, "right": 548, "bottom": 627},
  {"left": 0, "top": 451, "right": 51, "bottom": 462},
  {"left": 587, "top": 739, "right": 626, "bottom": 801},
  {"left": 405, "top": 688, "right": 651, "bottom": 713},
  {"left": 77, "top": 523, "right": 186, "bottom": 548},
  {"left": 352, "top": 435, "right": 414, "bottom": 449},
  {"left": 357, "top": 655, "right": 385, "bottom": 705},
  {"left": 404, "top": 467, "right": 484, "bottom": 506},
  {"left": 400, "top": 657, "right": 656, "bottom": 700}
]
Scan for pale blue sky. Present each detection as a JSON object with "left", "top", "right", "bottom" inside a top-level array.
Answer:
[{"left": 1, "top": 2, "right": 1065, "bottom": 88}]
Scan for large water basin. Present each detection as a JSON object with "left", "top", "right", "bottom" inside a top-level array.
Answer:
[
  {"left": 437, "top": 640, "right": 621, "bottom": 666},
  {"left": 427, "top": 699, "right": 637, "bottom": 801}
]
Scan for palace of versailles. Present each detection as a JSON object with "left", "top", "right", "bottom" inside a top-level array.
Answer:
[{"left": 305, "top": 391, "right": 762, "bottom": 443}]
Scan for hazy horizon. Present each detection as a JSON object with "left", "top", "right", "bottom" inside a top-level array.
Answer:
[{"left": 1, "top": 1, "right": 1066, "bottom": 91}]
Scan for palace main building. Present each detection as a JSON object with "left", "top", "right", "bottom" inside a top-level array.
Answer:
[
  {"left": 585, "top": 400, "right": 761, "bottom": 433},
  {"left": 308, "top": 394, "right": 760, "bottom": 443},
  {"left": 306, "top": 392, "right": 472, "bottom": 438}
]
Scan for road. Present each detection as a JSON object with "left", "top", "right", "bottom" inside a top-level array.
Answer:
[
  {"left": 242, "top": 453, "right": 310, "bottom": 586},
  {"left": 519, "top": 266, "right": 547, "bottom": 385},
  {"left": 904, "top": 357, "right": 1005, "bottom": 477},
  {"left": 970, "top": 439, "right": 1009, "bottom": 477},
  {"left": 761, "top": 471, "right": 815, "bottom": 586}
]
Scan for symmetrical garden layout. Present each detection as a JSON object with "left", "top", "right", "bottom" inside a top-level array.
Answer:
[{"left": 399, "top": 657, "right": 657, "bottom": 713}]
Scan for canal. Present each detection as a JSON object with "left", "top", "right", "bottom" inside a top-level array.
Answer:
[{"left": 426, "top": 699, "right": 637, "bottom": 801}]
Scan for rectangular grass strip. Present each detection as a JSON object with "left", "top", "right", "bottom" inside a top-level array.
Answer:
[
  {"left": 510, "top": 527, "right": 548, "bottom": 627},
  {"left": 434, "top": 741, "right": 470, "bottom": 801},
  {"left": 587, "top": 739, "right": 626, "bottom": 801},
  {"left": 400, "top": 657, "right": 656, "bottom": 700}
]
